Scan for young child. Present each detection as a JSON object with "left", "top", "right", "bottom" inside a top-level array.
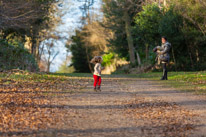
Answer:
[{"left": 90, "top": 56, "right": 103, "bottom": 92}]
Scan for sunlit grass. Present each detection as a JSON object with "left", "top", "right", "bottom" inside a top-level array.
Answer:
[
  {"left": 0, "top": 71, "right": 205, "bottom": 94},
  {"left": 135, "top": 71, "right": 206, "bottom": 94}
]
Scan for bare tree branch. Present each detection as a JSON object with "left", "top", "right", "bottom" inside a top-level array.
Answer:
[{"left": 0, "top": 0, "right": 50, "bottom": 30}]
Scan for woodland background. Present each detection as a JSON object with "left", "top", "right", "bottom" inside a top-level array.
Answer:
[{"left": 1, "top": 0, "right": 206, "bottom": 73}]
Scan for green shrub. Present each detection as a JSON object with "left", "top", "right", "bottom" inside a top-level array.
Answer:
[
  {"left": 102, "top": 52, "right": 115, "bottom": 67},
  {"left": 0, "top": 39, "right": 39, "bottom": 71}
]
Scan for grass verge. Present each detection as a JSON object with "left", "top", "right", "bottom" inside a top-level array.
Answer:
[
  {"left": 133, "top": 71, "right": 206, "bottom": 94},
  {"left": 0, "top": 70, "right": 205, "bottom": 94}
]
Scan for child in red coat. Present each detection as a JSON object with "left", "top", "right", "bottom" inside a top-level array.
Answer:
[{"left": 90, "top": 56, "right": 103, "bottom": 92}]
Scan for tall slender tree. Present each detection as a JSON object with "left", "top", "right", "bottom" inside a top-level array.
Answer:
[
  {"left": 77, "top": 0, "right": 95, "bottom": 72},
  {"left": 102, "top": 0, "right": 143, "bottom": 64}
]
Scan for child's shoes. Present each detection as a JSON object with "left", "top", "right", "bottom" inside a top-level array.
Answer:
[
  {"left": 97, "top": 86, "right": 101, "bottom": 92},
  {"left": 94, "top": 87, "right": 97, "bottom": 92}
]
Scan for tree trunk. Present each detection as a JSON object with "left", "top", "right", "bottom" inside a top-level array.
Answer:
[
  {"left": 36, "top": 38, "right": 40, "bottom": 63},
  {"left": 85, "top": 45, "right": 93, "bottom": 73},
  {"left": 123, "top": 10, "right": 136, "bottom": 64},
  {"left": 31, "top": 38, "right": 36, "bottom": 56},
  {"left": 172, "top": 46, "right": 177, "bottom": 71},
  {"left": 84, "top": 6, "right": 93, "bottom": 73},
  {"left": 47, "top": 52, "right": 51, "bottom": 72},
  {"left": 31, "top": 28, "right": 38, "bottom": 59},
  {"left": 145, "top": 44, "right": 149, "bottom": 60},
  {"left": 47, "top": 62, "right": 50, "bottom": 72},
  {"left": 136, "top": 52, "right": 141, "bottom": 65}
]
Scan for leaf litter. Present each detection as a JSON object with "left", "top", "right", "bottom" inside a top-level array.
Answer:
[
  {"left": 0, "top": 70, "right": 90, "bottom": 136},
  {"left": 124, "top": 97, "right": 198, "bottom": 136},
  {"left": 0, "top": 70, "right": 199, "bottom": 136}
]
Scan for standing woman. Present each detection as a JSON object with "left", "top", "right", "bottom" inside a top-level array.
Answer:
[{"left": 153, "top": 36, "right": 171, "bottom": 80}]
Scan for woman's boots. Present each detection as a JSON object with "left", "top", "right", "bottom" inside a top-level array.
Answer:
[
  {"left": 161, "top": 63, "right": 168, "bottom": 80},
  {"left": 161, "top": 70, "right": 168, "bottom": 80}
]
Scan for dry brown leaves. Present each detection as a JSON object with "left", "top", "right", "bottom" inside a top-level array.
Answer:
[
  {"left": 125, "top": 98, "right": 198, "bottom": 136},
  {"left": 0, "top": 93, "right": 54, "bottom": 131},
  {"left": 0, "top": 70, "right": 90, "bottom": 135}
]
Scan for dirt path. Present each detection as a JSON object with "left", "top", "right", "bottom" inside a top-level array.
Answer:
[
  {"left": 44, "top": 78, "right": 206, "bottom": 137},
  {"left": 1, "top": 77, "right": 206, "bottom": 137},
  {"left": 136, "top": 80, "right": 206, "bottom": 137}
]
